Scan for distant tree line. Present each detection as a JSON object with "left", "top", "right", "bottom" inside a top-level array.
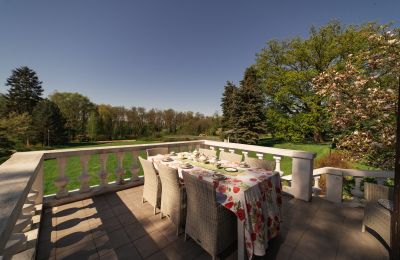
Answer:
[
  {"left": 0, "top": 66, "right": 220, "bottom": 157},
  {"left": 221, "top": 21, "right": 399, "bottom": 169}
]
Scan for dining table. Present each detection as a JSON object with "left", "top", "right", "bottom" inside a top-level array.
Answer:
[{"left": 148, "top": 152, "right": 282, "bottom": 260}]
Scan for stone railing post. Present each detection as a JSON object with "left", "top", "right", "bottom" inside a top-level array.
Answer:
[
  {"left": 229, "top": 149, "right": 235, "bottom": 154},
  {"left": 291, "top": 157, "right": 314, "bottom": 201},
  {"left": 78, "top": 154, "right": 91, "bottom": 193},
  {"left": 98, "top": 153, "right": 108, "bottom": 188},
  {"left": 130, "top": 150, "right": 140, "bottom": 181},
  {"left": 273, "top": 155, "right": 283, "bottom": 176},
  {"left": 115, "top": 152, "right": 125, "bottom": 185},
  {"left": 256, "top": 153, "right": 263, "bottom": 160},
  {"left": 326, "top": 172, "right": 343, "bottom": 203},
  {"left": 31, "top": 162, "right": 44, "bottom": 204},
  {"left": 54, "top": 157, "right": 69, "bottom": 198}
]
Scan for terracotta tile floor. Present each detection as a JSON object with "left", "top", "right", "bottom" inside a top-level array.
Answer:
[{"left": 37, "top": 186, "right": 389, "bottom": 260}]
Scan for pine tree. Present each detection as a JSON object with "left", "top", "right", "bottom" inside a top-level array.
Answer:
[
  {"left": 31, "top": 99, "right": 67, "bottom": 146},
  {"left": 234, "top": 66, "right": 266, "bottom": 144},
  {"left": 5, "top": 66, "right": 43, "bottom": 115},
  {"left": 221, "top": 81, "right": 238, "bottom": 132}
]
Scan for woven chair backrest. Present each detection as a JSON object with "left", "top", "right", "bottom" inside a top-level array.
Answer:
[
  {"left": 364, "top": 182, "right": 394, "bottom": 202},
  {"left": 157, "top": 163, "right": 180, "bottom": 190},
  {"left": 139, "top": 156, "right": 158, "bottom": 183},
  {"left": 182, "top": 171, "right": 217, "bottom": 212}
]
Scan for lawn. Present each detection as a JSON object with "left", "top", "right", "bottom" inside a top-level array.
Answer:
[{"left": 43, "top": 138, "right": 372, "bottom": 195}]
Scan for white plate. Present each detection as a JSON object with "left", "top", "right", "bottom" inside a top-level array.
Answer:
[{"left": 224, "top": 167, "right": 238, "bottom": 172}]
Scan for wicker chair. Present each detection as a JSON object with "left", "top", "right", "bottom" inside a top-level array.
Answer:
[
  {"left": 139, "top": 156, "right": 162, "bottom": 214},
  {"left": 245, "top": 157, "right": 276, "bottom": 170},
  {"left": 182, "top": 172, "right": 236, "bottom": 260},
  {"left": 219, "top": 151, "right": 242, "bottom": 164},
  {"left": 146, "top": 147, "right": 169, "bottom": 157},
  {"left": 156, "top": 163, "right": 187, "bottom": 235},
  {"left": 199, "top": 148, "right": 217, "bottom": 158},
  {"left": 362, "top": 182, "right": 394, "bottom": 247}
]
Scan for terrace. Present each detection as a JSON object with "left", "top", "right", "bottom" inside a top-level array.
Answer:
[{"left": 0, "top": 140, "right": 393, "bottom": 259}]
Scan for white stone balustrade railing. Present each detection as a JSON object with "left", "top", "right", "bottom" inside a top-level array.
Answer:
[
  {"left": 0, "top": 139, "right": 317, "bottom": 258},
  {"left": 313, "top": 167, "right": 395, "bottom": 203},
  {"left": 0, "top": 152, "right": 44, "bottom": 259},
  {"left": 202, "top": 140, "right": 316, "bottom": 201}
]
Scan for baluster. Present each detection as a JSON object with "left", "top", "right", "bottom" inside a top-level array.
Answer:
[
  {"left": 210, "top": 146, "right": 215, "bottom": 151},
  {"left": 351, "top": 177, "right": 363, "bottom": 197},
  {"left": 229, "top": 149, "right": 235, "bottom": 154},
  {"left": 79, "top": 154, "right": 91, "bottom": 193},
  {"left": 196, "top": 144, "right": 200, "bottom": 151},
  {"left": 242, "top": 151, "right": 248, "bottom": 160},
  {"left": 314, "top": 176, "right": 320, "bottom": 189},
  {"left": 313, "top": 175, "right": 322, "bottom": 196},
  {"left": 131, "top": 150, "right": 140, "bottom": 181},
  {"left": 273, "top": 155, "right": 283, "bottom": 176},
  {"left": 54, "top": 157, "right": 69, "bottom": 198},
  {"left": 219, "top": 148, "right": 225, "bottom": 152},
  {"left": 256, "top": 153, "right": 263, "bottom": 160},
  {"left": 98, "top": 153, "right": 108, "bottom": 188},
  {"left": 188, "top": 144, "right": 193, "bottom": 152},
  {"left": 115, "top": 152, "right": 125, "bottom": 185}
]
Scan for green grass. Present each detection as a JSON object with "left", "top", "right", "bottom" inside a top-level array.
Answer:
[
  {"left": 44, "top": 139, "right": 195, "bottom": 195},
  {"left": 42, "top": 138, "right": 374, "bottom": 195}
]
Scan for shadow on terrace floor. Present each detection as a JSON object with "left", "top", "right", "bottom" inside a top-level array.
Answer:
[{"left": 36, "top": 186, "right": 389, "bottom": 260}]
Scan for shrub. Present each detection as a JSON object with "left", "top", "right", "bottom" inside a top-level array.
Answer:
[
  {"left": 314, "top": 151, "right": 351, "bottom": 194},
  {"left": 314, "top": 151, "right": 351, "bottom": 169}
]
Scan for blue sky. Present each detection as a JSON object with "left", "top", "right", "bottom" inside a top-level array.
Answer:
[{"left": 0, "top": 0, "right": 399, "bottom": 115}]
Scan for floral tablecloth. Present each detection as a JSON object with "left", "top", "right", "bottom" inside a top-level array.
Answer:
[{"left": 149, "top": 154, "right": 282, "bottom": 259}]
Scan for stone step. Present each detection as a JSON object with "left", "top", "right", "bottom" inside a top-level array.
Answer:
[
  {"left": 4, "top": 233, "right": 26, "bottom": 258},
  {"left": 13, "top": 215, "right": 32, "bottom": 233}
]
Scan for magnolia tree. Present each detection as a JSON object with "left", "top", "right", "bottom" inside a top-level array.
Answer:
[{"left": 313, "top": 28, "right": 400, "bottom": 169}]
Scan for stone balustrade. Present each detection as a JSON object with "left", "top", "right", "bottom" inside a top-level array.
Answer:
[
  {"left": 0, "top": 139, "right": 316, "bottom": 258},
  {"left": 202, "top": 140, "right": 316, "bottom": 201},
  {"left": 312, "top": 167, "right": 395, "bottom": 204}
]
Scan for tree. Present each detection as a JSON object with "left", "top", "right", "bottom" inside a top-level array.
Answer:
[
  {"left": 31, "top": 99, "right": 67, "bottom": 146},
  {"left": 0, "top": 112, "right": 32, "bottom": 146},
  {"left": 313, "top": 27, "right": 400, "bottom": 169},
  {"left": 86, "top": 110, "right": 99, "bottom": 141},
  {"left": 5, "top": 66, "right": 43, "bottom": 114},
  {"left": 97, "top": 104, "right": 114, "bottom": 140},
  {"left": 0, "top": 128, "right": 14, "bottom": 160},
  {"left": 0, "top": 94, "right": 7, "bottom": 117},
  {"left": 163, "top": 109, "right": 177, "bottom": 134},
  {"left": 49, "top": 92, "right": 95, "bottom": 140},
  {"left": 233, "top": 66, "right": 266, "bottom": 144},
  {"left": 221, "top": 81, "right": 238, "bottom": 133},
  {"left": 255, "top": 21, "right": 382, "bottom": 142}
]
